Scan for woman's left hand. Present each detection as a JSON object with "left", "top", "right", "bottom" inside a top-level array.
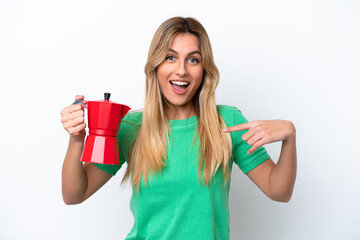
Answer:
[{"left": 223, "top": 120, "right": 296, "bottom": 155}]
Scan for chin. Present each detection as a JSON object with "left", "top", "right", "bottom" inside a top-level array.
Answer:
[{"left": 166, "top": 99, "right": 191, "bottom": 108}]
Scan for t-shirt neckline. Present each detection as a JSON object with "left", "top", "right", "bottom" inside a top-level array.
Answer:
[{"left": 168, "top": 115, "right": 198, "bottom": 128}]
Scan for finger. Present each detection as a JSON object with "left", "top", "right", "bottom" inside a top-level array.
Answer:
[
  {"left": 247, "top": 139, "right": 267, "bottom": 155},
  {"left": 71, "top": 115, "right": 85, "bottom": 127},
  {"left": 247, "top": 133, "right": 264, "bottom": 146},
  {"left": 75, "top": 95, "right": 84, "bottom": 100},
  {"left": 63, "top": 115, "right": 85, "bottom": 130},
  {"left": 223, "top": 122, "right": 253, "bottom": 133},
  {"left": 242, "top": 128, "right": 257, "bottom": 141},
  {"left": 68, "top": 123, "right": 87, "bottom": 136},
  {"left": 61, "top": 110, "right": 84, "bottom": 123},
  {"left": 72, "top": 95, "right": 84, "bottom": 105},
  {"left": 61, "top": 104, "right": 83, "bottom": 116},
  {"left": 70, "top": 95, "right": 85, "bottom": 108}
]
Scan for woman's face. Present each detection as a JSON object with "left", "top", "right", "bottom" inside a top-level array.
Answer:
[{"left": 157, "top": 33, "right": 204, "bottom": 113}]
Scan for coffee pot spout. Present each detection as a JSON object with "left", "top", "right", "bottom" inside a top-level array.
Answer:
[{"left": 120, "top": 105, "right": 131, "bottom": 119}]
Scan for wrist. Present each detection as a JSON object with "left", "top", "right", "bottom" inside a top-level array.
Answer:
[
  {"left": 69, "top": 134, "right": 86, "bottom": 144},
  {"left": 284, "top": 121, "right": 296, "bottom": 143}
]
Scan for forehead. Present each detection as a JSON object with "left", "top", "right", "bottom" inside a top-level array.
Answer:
[{"left": 169, "top": 33, "right": 200, "bottom": 53}]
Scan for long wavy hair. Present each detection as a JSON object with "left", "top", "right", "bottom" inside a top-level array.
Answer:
[{"left": 121, "top": 17, "right": 232, "bottom": 192}]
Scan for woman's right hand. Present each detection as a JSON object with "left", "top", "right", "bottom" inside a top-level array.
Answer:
[{"left": 60, "top": 95, "right": 87, "bottom": 141}]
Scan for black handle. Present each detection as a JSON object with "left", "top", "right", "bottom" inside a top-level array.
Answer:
[{"left": 72, "top": 99, "right": 83, "bottom": 105}]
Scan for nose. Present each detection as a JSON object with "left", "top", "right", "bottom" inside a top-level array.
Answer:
[{"left": 175, "top": 60, "right": 188, "bottom": 77}]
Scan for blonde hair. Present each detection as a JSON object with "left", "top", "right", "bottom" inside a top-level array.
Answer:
[{"left": 121, "top": 17, "right": 232, "bottom": 192}]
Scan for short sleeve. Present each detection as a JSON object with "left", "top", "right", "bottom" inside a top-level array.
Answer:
[
  {"left": 230, "top": 107, "right": 271, "bottom": 174},
  {"left": 93, "top": 162, "right": 122, "bottom": 176},
  {"left": 92, "top": 111, "right": 142, "bottom": 176}
]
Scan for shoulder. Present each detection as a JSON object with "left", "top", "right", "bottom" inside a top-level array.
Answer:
[
  {"left": 216, "top": 105, "right": 248, "bottom": 127},
  {"left": 122, "top": 108, "right": 143, "bottom": 124},
  {"left": 216, "top": 105, "right": 238, "bottom": 115},
  {"left": 117, "top": 108, "right": 143, "bottom": 139}
]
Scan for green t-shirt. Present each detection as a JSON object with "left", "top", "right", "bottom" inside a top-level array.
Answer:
[{"left": 94, "top": 105, "right": 270, "bottom": 240}]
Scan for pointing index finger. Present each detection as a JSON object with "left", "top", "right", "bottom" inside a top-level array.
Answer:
[{"left": 223, "top": 122, "right": 252, "bottom": 133}]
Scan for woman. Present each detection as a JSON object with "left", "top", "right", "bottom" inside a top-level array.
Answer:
[{"left": 60, "top": 17, "right": 296, "bottom": 239}]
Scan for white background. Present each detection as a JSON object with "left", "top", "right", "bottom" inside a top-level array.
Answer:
[{"left": 1, "top": 0, "right": 359, "bottom": 239}]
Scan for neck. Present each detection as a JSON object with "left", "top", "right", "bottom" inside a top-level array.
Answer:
[{"left": 166, "top": 102, "right": 196, "bottom": 120}]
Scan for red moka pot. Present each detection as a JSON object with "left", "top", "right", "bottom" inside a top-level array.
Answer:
[{"left": 73, "top": 93, "right": 131, "bottom": 165}]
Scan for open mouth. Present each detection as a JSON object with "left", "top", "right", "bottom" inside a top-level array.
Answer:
[{"left": 170, "top": 80, "right": 190, "bottom": 93}]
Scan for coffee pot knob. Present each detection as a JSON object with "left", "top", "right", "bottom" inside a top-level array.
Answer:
[{"left": 104, "top": 92, "right": 111, "bottom": 100}]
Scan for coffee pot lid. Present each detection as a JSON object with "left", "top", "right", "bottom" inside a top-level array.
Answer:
[
  {"left": 92, "top": 92, "right": 118, "bottom": 104},
  {"left": 72, "top": 93, "right": 130, "bottom": 110}
]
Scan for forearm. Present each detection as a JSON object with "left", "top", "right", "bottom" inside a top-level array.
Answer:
[
  {"left": 62, "top": 136, "right": 87, "bottom": 205},
  {"left": 269, "top": 134, "right": 297, "bottom": 202}
]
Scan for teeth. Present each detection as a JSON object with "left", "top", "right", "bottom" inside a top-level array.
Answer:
[{"left": 171, "top": 81, "right": 189, "bottom": 86}]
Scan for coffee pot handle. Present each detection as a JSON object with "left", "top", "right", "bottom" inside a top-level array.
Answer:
[{"left": 71, "top": 99, "right": 88, "bottom": 108}]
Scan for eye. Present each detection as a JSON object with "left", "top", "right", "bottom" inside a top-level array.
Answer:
[
  {"left": 166, "top": 55, "right": 175, "bottom": 61},
  {"left": 189, "top": 57, "right": 200, "bottom": 64}
]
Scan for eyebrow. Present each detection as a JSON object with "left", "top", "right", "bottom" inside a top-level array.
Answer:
[{"left": 169, "top": 48, "right": 202, "bottom": 56}]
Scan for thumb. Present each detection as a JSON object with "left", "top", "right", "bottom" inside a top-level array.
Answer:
[
  {"left": 75, "top": 94, "right": 84, "bottom": 100},
  {"left": 71, "top": 95, "right": 85, "bottom": 106}
]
